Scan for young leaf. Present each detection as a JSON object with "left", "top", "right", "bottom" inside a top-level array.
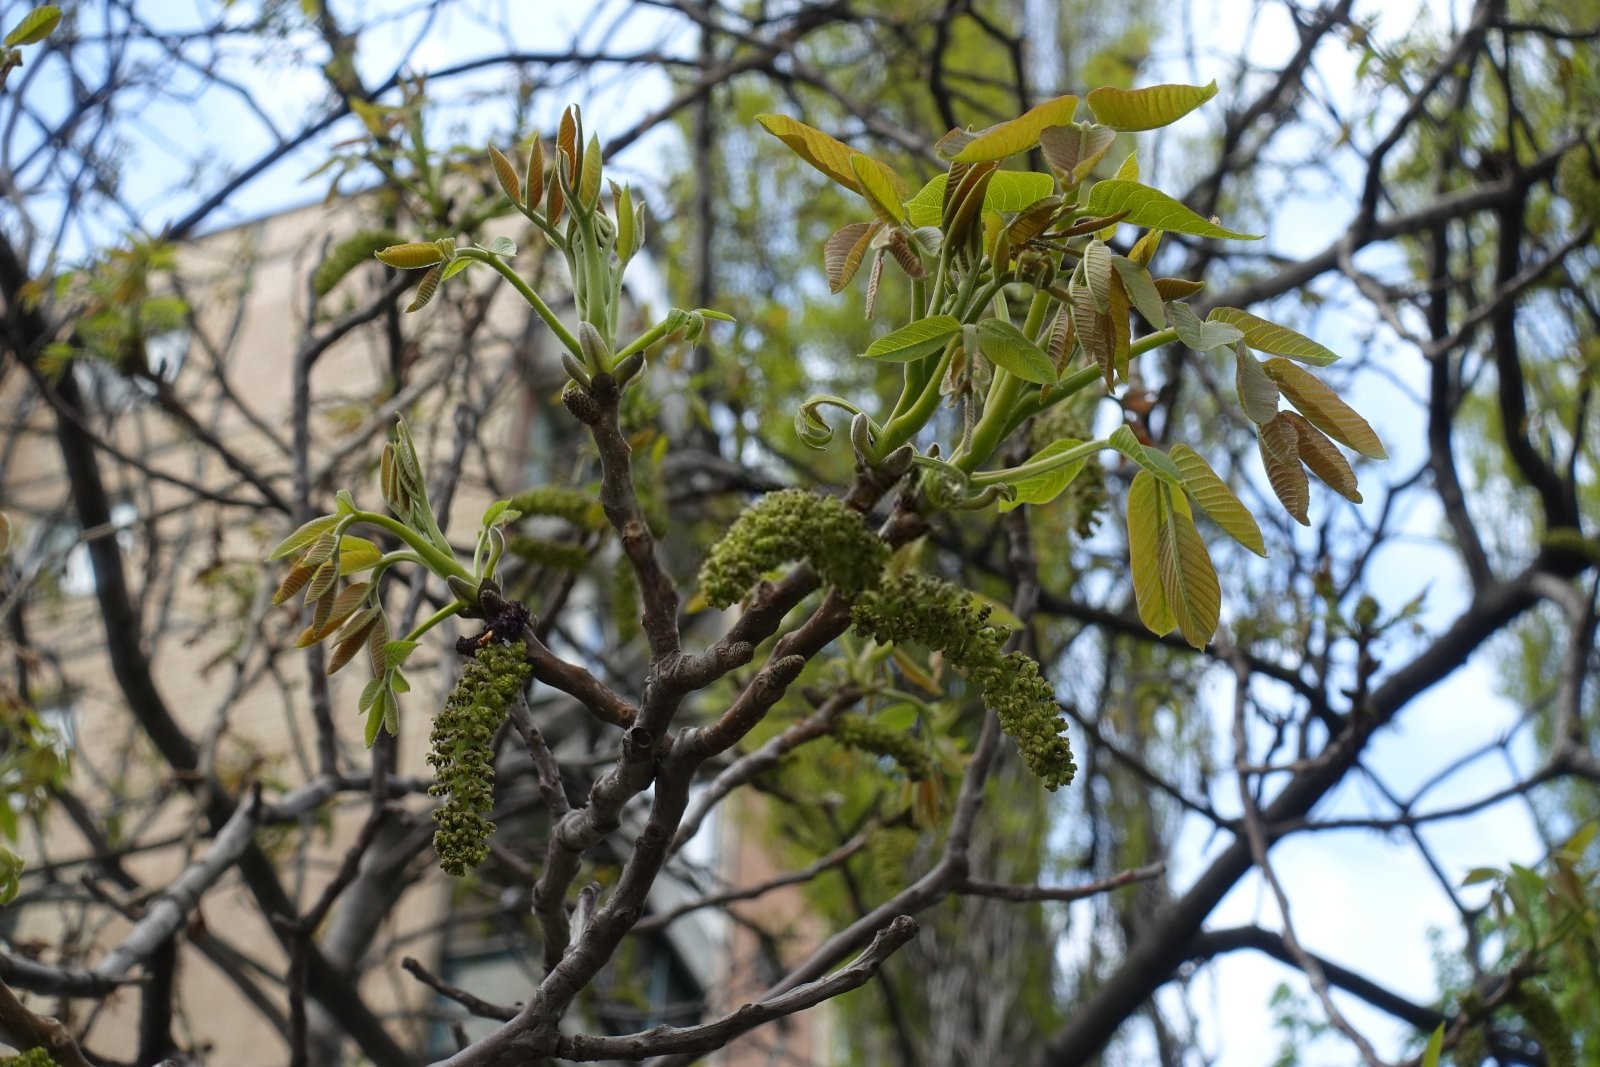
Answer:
[
  {"left": 1108, "top": 273, "right": 1131, "bottom": 380},
  {"left": 405, "top": 264, "right": 442, "bottom": 313},
  {"left": 1128, "top": 470, "right": 1176, "bottom": 636},
  {"left": 1282, "top": 411, "right": 1362, "bottom": 502},
  {"left": 338, "top": 536, "right": 384, "bottom": 574},
  {"left": 578, "top": 133, "right": 602, "bottom": 209},
  {"left": 1258, "top": 413, "right": 1310, "bottom": 525},
  {"left": 383, "top": 639, "right": 420, "bottom": 672},
  {"left": 1156, "top": 483, "right": 1222, "bottom": 649},
  {"left": 375, "top": 242, "right": 446, "bottom": 269},
  {"left": 905, "top": 171, "right": 1053, "bottom": 228},
  {"left": 484, "top": 235, "right": 517, "bottom": 257},
  {"left": 1169, "top": 444, "right": 1266, "bottom": 556},
  {"left": 363, "top": 701, "right": 385, "bottom": 747},
  {"left": 756, "top": 113, "right": 863, "bottom": 193},
  {"left": 1420, "top": 1025, "right": 1444, "bottom": 1067},
  {"left": 998, "top": 439, "right": 1087, "bottom": 511},
  {"left": 1261, "top": 358, "right": 1386, "bottom": 458},
  {"left": 1086, "top": 81, "right": 1219, "bottom": 131},
  {"left": 1038, "top": 122, "right": 1117, "bottom": 183},
  {"left": 1154, "top": 277, "right": 1205, "bottom": 300},
  {"left": 523, "top": 136, "right": 544, "bottom": 210},
  {"left": 850, "top": 154, "right": 906, "bottom": 224},
  {"left": 1233, "top": 343, "right": 1281, "bottom": 425},
  {"left": 952, "top": 95, "right": 1079, "bottom": 162},
  {"left": 269, "top": 515, "right": 340, "bottom": 560},
  {"left": 1170, "top": 299, "right": 1244, "bottom": 353},
  {"left": 4, "top": 5, "right": 60, "bottom": 47},
  {"left": 1082, "top": 240, "right": 1113, "bottom": 311},
  {"left": 975, "top": 319, "right": 1056, "bottom": 384},
  {"left": 488, "top": 145, "right": 520, "bottom": 203},
  {"left": 1109, "top": 424, "right": 1182, "bottom": 485},
  {"left": 1209, "top": 307, "right": 1338, "bottom": 365},
  {"left": 1068, "top": 279, "right": 1114, "bottom": 384},
  {"left": 1112, "top": 256, "right": 1166, "bottom": 327},
  {"left": 1085, "top": 180, "right": 1261, "bottom": 241},
  {"left": 864, "top": 316, "right": 961, "bottom": 362}
]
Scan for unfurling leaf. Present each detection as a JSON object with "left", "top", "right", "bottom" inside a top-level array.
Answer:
[
  {"left": 1169, "top": 444, "right": 1266, "bottom": 556},
  {"left": 1112, "top": 256, "right": 1166, "bottom": 327},
  {"left": 863, "top": 316, "right": 960, "bottom": 362},
  {"left": 1039, "top": 123, "right": 1117, "bottom": 184},
  {"left": 952, "top": 95, "right": 1079, "bottom": 162},
  {"left": 557, "top": 105, "right": 581, "bottom": 178},
  {"left": 273, "top": 563, "right": 315, "bottom": 606},
  {"left": 578, "top": 133, "right": 602, "bottom": 209},
  {"left": 1086, "top": 180, "right": 1261, "bottom": 241},
  {"left": 1081, "top": 240, "right": 1113, "bottom": 311},
  {"left": 523, "top": 137, "right": 545, "bottom": 210},
  {"left": 1155, "top": 487, "right": 1221, "bottom": 649},
  {"left": 269, "top": 515, "right": 341, "bottom": 560},
  {"left": 375, "top": 242, "right": 446, "bottom": 269},
  {"left": 1209, "top": 307, "right": 1339, "bottom": 366},
  {"left": 1068, "top": 277, "right": 1114, "bottom": 385},
  {"left": 1261, "top": 358, "right": 1386, "bottom": 458},
  {"left": 1258, "top": 413, "right": 1310, "bottom": 525},
  {"left": 1128, "top": 470, "right": 1176, "bottom": 635},
  {"left": 999, "top": 439, "right": 1087, "bottom": 511},
  {"left": 338, "top": 536, "right": 384, "bottom": 574},
  {"left": 1282, "top": 412, "right": 1362, "bottom": 502},
  {"left": 756, "top": 113, "right": 863, "bottom": 193},
  {"left": 975, "top": 319, "right": 1056, "bottom": 384},
  {"left": 1086, "top": 81, "right": 1218, "bottom": 131},
  {"left": 488, "top": 145, "right": 520, "bottom": 203},
  {"left": 405, "top": 265, "right": 442, "bottom": 313},
  {"left": 824, "top": 222, "right": 878, "bottom": 292},
  {"left": 1170, "top": 300, "right": 1244, "bottom": 353},
  {"left": 1109, "top": 424, "right": 1181, "bottom": 485}
]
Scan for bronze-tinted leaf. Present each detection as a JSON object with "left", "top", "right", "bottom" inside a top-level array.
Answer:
[
  {"left": 405, "top": 264, "right": 442, "bottom": 313},
  {"left": 488, "top": 145, "right": 520, "bottom": 203},
  {"left": 273, "top": 563, "right": 314, "bottom": 606},
  {"left": 1154, "top": 277, "right": 1205, "bottom": 300},
  {"left": 1261, "top": 358, "right": 1386, "bottom": 458},
  {"left": 756, "top": 113, "right": 863, "bottom": 193},
  {"left": 824, "top": 222, "right": 876, "bottom": 293},
  {"left": 1038, "top": 122, "right": 1117, "bottom": 184},
  {"left": 328, "top": 614, "right": 378, "bottom": 675},
  {"left": 953, "top": 94, "right": 1079, "bottom": 162},
  {"left": 1283, "top": 411, "right": 1361, "bottom": 502},
  {"left": 1046, "top": 303, "right": 1075, "bottom": 369},
  {"left": 524, "top": 138, "right": 544, "bottom": 210},
  {"left": 1258, "top": 413, "right": 1309, "bottom": 525}
]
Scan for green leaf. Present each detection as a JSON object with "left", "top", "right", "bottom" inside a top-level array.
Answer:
[
  {"left": 1261, "top": 358, "right": 1386, "bottom": 459},
  {"left": 1085, "top": 180, "right": 1261, "bottom": 241},
  {"left": 1233, "top": 342, "right": 1281, "bottom": 425},
  {"left": 338, "top": 536, "right": 384, "bottom": 575},
  {"left": 440, "top": 257, "right": 473, "bottom": 281},
  {"left": 875, "top": 703, "right": 920, "bottom": 733},
  {"left": 1170, "top": 299, "right": 1245, "bottom": 353},
  {"left": 4, "top": 5, "right": 60, "bottom": 47},
  {"left": 1155, "top": 482, "right": 1221, "bottom": 649},
  {"left": 850, "top": 154, "right": 906, "bottom": 224},
  {"left": 1038, "top": 123, "right": 1117, "bottom": 184},
  {"left": 383, "top": 639, "right": 420, "bottom": 672},
  {"left": 268, "top": 515, "right": 339, "bottom": 561},
  {"left": 1086, "top": 81, "right": 1218, "bottom": 131},
  {"left": 1420, "top": 1024, "right": 1444, "bottom": 1067},
  {"left": 1109, "top": 425, "right": 1181, "bottom": 485},
  {"left": 863, "top": 315, "right": 961, "bottom": 362},
  {"left": 905, "top": 171, "right": 1055, "bottom": 227},
  {"left": 1460, "top": 867, "right": 1503, "bottom": 887},
  {"left": 1208, "top": 307, "right": 1339, "bottom": 365},
  {"left": 998, "top": 439, "right": 1088, "bottom": 511},
  {"left": 1112, "top": 256, "right": 1166, "bottom": 328},
  {"left": 1169, "top": 444, "right": 1266, "bottom": 556},
  {"left": 952, "top": 95, "right": 1078, "bottom": 162},
  {"left": 359, "top": 675, "right": 386, "bottom": 714},
  {"left": 975, "top": 319, "right": 1056, "bottom": 384},
  {"left": 756, "top": 113, "right": 863, "bottom": 193},
  {"left": 484, "top": 235, "right": 517, "bottom": 257},
  {"left": 364, "top": 701, "right": 385, "bottom": 747},
  {"left": 1128, "top": 471, "right": 1176, "bottom": 636}
]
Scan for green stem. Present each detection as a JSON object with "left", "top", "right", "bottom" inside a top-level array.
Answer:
[
  {"left": 457, "top": 249, "right": 582, "bottom": 358},
  {"left": 406, "top": 600, "right": 465, "bottom": 643},
  {"left": 955, "top": 288, "right": 1053, "bottom": 472},
  {"left": 351, "top": 511, "right": 471, "bottom": 583},
  {"left": 613, "top": 318, "right": 674, "bottom": 363},
  {"left": 970, "top": 438, "right": 1108, "bottom": 486},
  {"left": 1130, "top": 326, "right": 1178, "bottom": 359},
  {"left": 873, "top": 341, "right": 957, "bottom": 459}
]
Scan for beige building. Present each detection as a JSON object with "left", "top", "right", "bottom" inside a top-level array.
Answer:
[{"left": 2, "top": 191, "right": 827, "bottom": 1065}]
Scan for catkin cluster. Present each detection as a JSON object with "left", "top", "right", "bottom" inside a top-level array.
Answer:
[
  {"left": 507, "top": 486, "right": 608, "bottom": 530},
  {"left": 0, "top": 1050, "right": 58, "bottom": 1067},
  {"left": 852, "top": 573, "right": 1076, "bottom": 790},
  {"left": 831, "top": 714, "right": 933, "bottom": 780},
  {"left": 698, "top": 490, "right": 887, "bottom": 609},
  {"left": 428, "top": 641, "right": 532, "bottom": 876}
]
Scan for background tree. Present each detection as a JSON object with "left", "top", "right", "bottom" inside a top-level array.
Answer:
[{"left": 0, "top": 1, "right": 1595, "bottom": 1066}]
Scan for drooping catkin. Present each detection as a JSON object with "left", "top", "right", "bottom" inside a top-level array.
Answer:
[{"left": 698, "top": 489, "right": 886, "bottom": 609}]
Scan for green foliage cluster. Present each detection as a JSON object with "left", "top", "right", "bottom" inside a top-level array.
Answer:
[
  {"left": 428, "top": 641, "right": 532, "bottom": 877},
  {"left": 0, "top": 1049, "right": 60, "bottom": 1067},
  {"left": 830, "top": 714, "right": 933, "bottom": 781},
  {"left": 854, "top": 573, "right": 1074, "bottom": 789},
  {"left": 697, "top": 489, "right": 887, "bottom": 609},
  {"left": 0, "top": 694, "right": 69, "bottom": 903}
]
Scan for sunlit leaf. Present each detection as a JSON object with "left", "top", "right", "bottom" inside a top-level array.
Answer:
[
  {"left": 1128, "top": 470, "right": 1176, "bottom": 636},
  {"left": 269, "top": 515, "right": 340, "bottom": 560},
  {"left": 850, "top": 154, "right": 906, "bottom": 224},
  {"left": 1209, "top": 307, "right": 1339, "bottom": 365},
  {"left": 757, "top": 113, "right": 863, "bottom": 193},
  {"left": 1170, "top": 299, "right": 1244, "bottom": 352},
  {"left": 1261, "top": 358, "right": 1385, "bottom": 458},
  {"left": 1169, "top": 444, "right": 1266, "bottom": 556},
  {"left": 952, "top": 95, "right": 1079, "bottom": 162},
  {"left": 1283, "top": 412, "right": 1361, "bottom": 502},
  {"left": 1109, "top": 424, "right": 1181, "bottom": 485},
  {"left": 863, "top": 315, "right": 961, "bottom": 362},
  {"left": 975, "top": 318, "right": 1056, "bottom": 384},
  {"left": 1086, "top": 81, "right": 1218, "bottom": 131},
  {"left": 1086, "top": 180, "right": 1261, "bottom": 240},
  {"left": 4, "top": 5, "right": 60, "bottom": 47},
  {"left": 338, "top": 536, "right": 384, "bottom": 574},
  {"left": 1258, "top": 413, "right": 1310, "bottom": 524},
  {"left": 1420, "top": 1025, "right": 1444, "bottom": 1067},
  {"left": 1157, "top": 484, "right": 1222, "bottom": 649},
  {"left": 488, "top": 145, "right": 520, "bottom": 203}
]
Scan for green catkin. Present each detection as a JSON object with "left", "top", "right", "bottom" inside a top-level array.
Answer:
[
  {"left": 698, "top": 489, "right": 887, "bottom": 609},
  {"left": 0, "top": 1050, "right": 59, "bottom": 1067},
  {"left": 507, "top": 535, "right": 591, "bottom": 571},
  {"left": 507, "top": 486, "right": 607, "bottom": 530},
  {"left": 428, "top": 641, "right": 532, "bottom": 876},
  {"left": 312, "top": 229, "right": 403, "bottom": 296},
  {"left": 831, "top": 714, "right": 933, "bottom": 780},
  {"left": 852, "top": 573, "right": 1075, "bottom": 790},
  {"left": 1513, "top": 987, "right": 1575, "bottom": 1067}
]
